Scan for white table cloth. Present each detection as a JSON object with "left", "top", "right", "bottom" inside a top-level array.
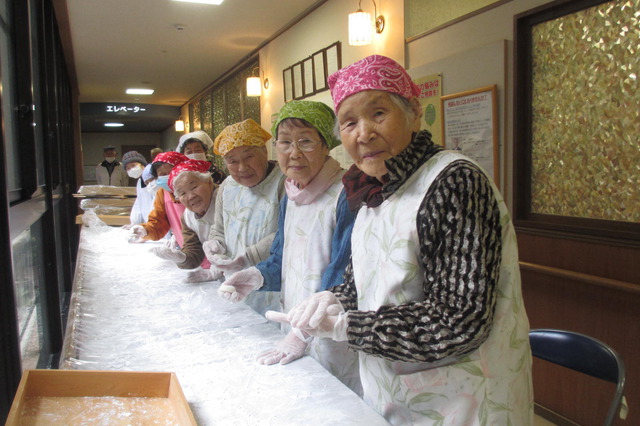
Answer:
[{"left": 61, "top": 222, "right": 388, "bottom": 425}]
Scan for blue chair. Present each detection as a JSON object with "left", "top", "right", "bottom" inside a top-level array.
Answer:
[{"left": 529, "top": 329, "right": 626, "bottom": 426}]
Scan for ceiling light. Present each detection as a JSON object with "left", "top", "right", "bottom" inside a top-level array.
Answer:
[
  {"left": 104, "top": 123, "right": 124, "bottom": 127},
  {"left": 126, "top": 88, "right": 154, "bottom": 95},
  {"left": 172, "top": 0, "right": 224, "bottom": 5}
]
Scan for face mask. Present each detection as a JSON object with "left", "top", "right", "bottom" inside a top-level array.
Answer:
[
  {"left": 145, "top": 180, "right": 158, "bottom": 194},
  {"left": 127, "top": 165, "right": 144, "bottom": 179},
  {"left": 105, "top": 156, "right": 116, "bottom": 163},
  {"left": 186, "top": 153, "right": 207, "bottom": 161},
  {"left": 156, "top": 175, "right": 171, "bottom": 192}
]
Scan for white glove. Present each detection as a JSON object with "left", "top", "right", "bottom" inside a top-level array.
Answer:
[
  {"left": 163, "top": 235, "right": 179, "bottom": 250},
  {"left": 211, "top": 253, "right": 248, "bottom": 274},
  {"left": 217, "top": 267, "right": 264, "bottom": 303},
  {"left": 185, "top": 268, "right": 224, "bottom": 283},
  {"left": 311, "top": 308, "right": 348, "bottom": 341},
  {"left": 151, "top": 246, "right": 186, "bottom": 264},
  {"left": 202, "top": 240, "right": 225, "bottom": 262},
  {"left": 128, "top": 225, "right": 147, "bottom": 243},
  {"left": 256, "top": 330, "right": 310, "bottom": 365},
  {"left": 288, "top": 291, "right": 342, "bottom": 329},
  {"left": 121, "top": 223, "right": 134, "bottom": 230},
  {"left": 268, "top": 291, "right": 348, "bottom": 342}
]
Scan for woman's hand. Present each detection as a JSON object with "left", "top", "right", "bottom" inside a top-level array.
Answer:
[
  {"left": 202, "top": 239, "right": 225, "bottom": 262},
  {"left": 265, "top": 291, "right": 348, "bottom": 341},
  {"left": 217, "top": 267, "right": 264, "bottom": 302},
  {"left": 151, "top": 246, "right": 186, "bottom": 264},
  {"left": 211, "top": 252, "right": 248, "bottom": 274},
  {"left": 128, "top": 225, "right": 147, "bottom": 243},
  {"left": 256, "top": 330, "right": 309, "bottom": 365}
]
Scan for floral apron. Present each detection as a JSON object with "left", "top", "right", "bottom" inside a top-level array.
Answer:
[
  {"left": 351, "top": 151, "right": 533, "bottom": 425},
  {"left": 282, "top": 174, "right": 362, "bottom": 396},
  {"left": 183, "top": 193, "right": 217, "bottom": 270},
  {"left": 222, "top": 169, "right": 284, "bottom": 315}
]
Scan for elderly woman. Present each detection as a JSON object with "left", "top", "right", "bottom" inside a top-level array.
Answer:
[
  {"left": 189, "top": 120, "right": 285, "bottom": 308},
  {"left": 218, "top": 102, "right": 361, "bottom": 395},
  {"left": 177, "top": 130, "right": 226, "bottom": 184},
  {"left": 121, "top": 151, "right": 152, "bottom": 227},
  {"left": 129, "top": 152, "right": 188, "bottom": 246},
  {"left": 268, "top": 55, "right": 534, "bottom": 425},
  {"left": 151, "top": 159, "right": 217, "bottom": 271}
]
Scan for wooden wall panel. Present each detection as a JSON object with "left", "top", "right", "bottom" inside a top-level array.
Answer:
[{"left": 519, "top": 232, "right": 639, "bottom": 426}]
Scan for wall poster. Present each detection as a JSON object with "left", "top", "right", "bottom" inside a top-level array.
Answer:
[
  {"left": 414, "top": 73, "right": 442, "bottom": 146},
  {"left": 441, "top": 85, "right": 498, "bottom": 183}
]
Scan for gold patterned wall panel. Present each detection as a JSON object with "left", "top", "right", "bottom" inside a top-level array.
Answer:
[
  {"left": 190, "top": 101, "right": 201, "bottom": 132},
  {"left": 202, "top": 94, "right": 213, "bottom": 136},
  {"left": 530, "top": 0, "right": 639, "bottom": 223},
  {"left": 224, "top": 74, "right": 242, "bottom": 125},
  {"left": 212, "top": 88, "right": 224, "bottom": 136},
  {"left": 185, "top": 59, "right": 260, "bottom": 170}
]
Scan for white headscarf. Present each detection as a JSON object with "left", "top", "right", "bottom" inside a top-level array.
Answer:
[{"left": 176, "top": 130, "right": 214, "bottom": 153}]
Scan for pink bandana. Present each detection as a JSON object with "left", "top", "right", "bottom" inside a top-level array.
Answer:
[
  {"left": 152, "top": 151, "right": 189, "bottom": 166},
  {"left": 328, "top": 55, "right": 420, "bottom": 112},
  {"left": 168, "top": 159, "right": 211, "bottom": 191}
]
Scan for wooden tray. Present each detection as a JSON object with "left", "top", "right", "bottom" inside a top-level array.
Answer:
[{"left": 6, "top": 370, "right": 197, "bottom": 425}]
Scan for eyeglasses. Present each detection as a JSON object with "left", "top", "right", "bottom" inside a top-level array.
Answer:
[{"left": 273, "top": 138, "right": 321, "bottom": 154}]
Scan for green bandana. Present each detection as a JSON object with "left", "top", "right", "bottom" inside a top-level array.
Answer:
[{"left": 271, "top": 100, "right": 341, "bottom": 150}]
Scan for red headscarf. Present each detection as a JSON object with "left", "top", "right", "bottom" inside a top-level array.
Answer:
[
  {"left": 152, "top": 151, "right": 188, "bottom": 166},
  {"left": 168, "top": 159, "right": 211, "bottom": 191}
]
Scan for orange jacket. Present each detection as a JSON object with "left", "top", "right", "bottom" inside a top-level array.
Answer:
[{"left": 141, "top": 188, "right": 184, "bottom": 241}]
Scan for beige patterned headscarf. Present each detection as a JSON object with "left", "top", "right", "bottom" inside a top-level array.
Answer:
[{"left": 213, "top": 119, "right": 271, "bottom": 156}]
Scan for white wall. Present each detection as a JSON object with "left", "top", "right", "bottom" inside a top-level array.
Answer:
[
  {"left": 179, "top": 0, "right": 557, "bottom": 199},
  {"left": 257, "top": 0, "right": 404, "bottom": 165}
]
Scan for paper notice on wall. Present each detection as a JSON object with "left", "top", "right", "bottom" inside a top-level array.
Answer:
[
  {"left": 442, "top": 86, "right": 497, "bottom": 181},
  {"left": 414, "top": 73, "right": 443, "bottom": 146}
]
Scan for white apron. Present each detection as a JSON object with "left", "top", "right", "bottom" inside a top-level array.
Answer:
[
  {"left": 222, "top": 168, "right": 284, "bottom": 315},
  {"left": 351, "top": 151, "right": 532, "bottom": 425},
  {"left": 182, "top": 191, "right": 217, "bottom": 269},
  {"left": 183, "top": 191, "right": 217, "bottom": 243},
  {"left": 281, "top": 172, "right": 362, "bottom": 396}
]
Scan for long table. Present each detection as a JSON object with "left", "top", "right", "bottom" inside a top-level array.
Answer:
[{"left": 62, "top": 223, "right": 388, "bottom": 425}]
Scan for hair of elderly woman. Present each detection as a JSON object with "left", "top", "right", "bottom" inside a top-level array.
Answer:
[
  {"left": 172, "top": 170, "right": 213, "bottom": 195},
  {"left": 332, "top": 92, "right": 422, "bottom": 139},
  {"left": 278, "top": 117, "right": 329, "bottom": 148},
  {"left": 179, "top": 138, "right": 207, "bottom": 154}
]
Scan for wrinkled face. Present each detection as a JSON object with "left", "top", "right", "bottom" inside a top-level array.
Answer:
[
  {"left": 224, "top": 145, "right": 269, "bottom": 187},
  {"left": 275, "top": 120, "right": 329, "bottom": 189},
  {"left": 173, "top": 173, "right": 214, "bottom": 215},
  {"left": 183, "top": 141, "right": 206, "bottom": 155},
  {"left": 337, "top": 91, "right": 421, "bottom": 181}
]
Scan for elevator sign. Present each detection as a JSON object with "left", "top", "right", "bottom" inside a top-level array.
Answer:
[{"left": 105, "top": 105, "right": 147, "bottom": 113}]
